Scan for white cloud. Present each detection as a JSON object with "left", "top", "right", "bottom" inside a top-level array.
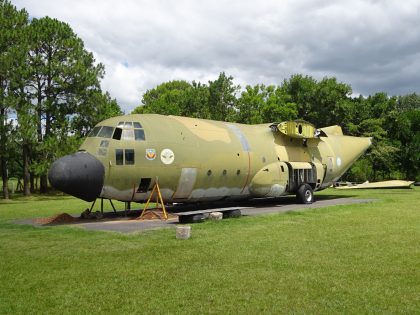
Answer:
[{"left": 13, "top": 0, "right": 420, "bottom": 112}]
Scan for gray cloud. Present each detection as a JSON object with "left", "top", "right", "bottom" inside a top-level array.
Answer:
[{"left": 13, "top": 0, "right": 420, "bottom": 112}]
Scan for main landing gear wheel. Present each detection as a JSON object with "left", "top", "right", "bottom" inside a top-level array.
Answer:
[{"left": 296, "top": 184, "right": 314, "bottom": 204}]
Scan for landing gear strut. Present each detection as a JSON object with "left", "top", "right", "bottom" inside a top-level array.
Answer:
[{"left": 80, "top": 198, "right": 117, "bottom": 219}]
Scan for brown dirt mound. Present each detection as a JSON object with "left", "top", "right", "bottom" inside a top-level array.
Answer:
[{"left": 34, "top": 213, "right": 77, "bottom": 225}]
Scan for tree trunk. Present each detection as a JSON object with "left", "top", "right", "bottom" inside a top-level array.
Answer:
[
  {"left": 30, "top": 172, "right": 35, "bottom": 193},
  {"left": 40, "top": 174, "right": 48, "bottom": 193},
  {"left": 1, "top": 157, "right": 9, "bottom": 199},
  {"left": 23, "top": 144, "right": 31, "bottom": 196},
  {"left": 0, "top": 105, "right": 9, "bottom": 199}
]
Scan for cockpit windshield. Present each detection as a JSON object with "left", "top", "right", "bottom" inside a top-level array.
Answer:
[
  {"left": 97, "top": 126, "right": 114, "bottom": 138},
  {"left": 88, "top": 121, "right": 145, "bottom": 141},
  {"left": 112, "top": 121, "right": 145, "bottom": 141},
  {"left": 88, "top": 126, "right": 114, "bottom": 138}
]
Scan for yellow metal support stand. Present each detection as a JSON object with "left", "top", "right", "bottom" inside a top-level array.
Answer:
[{"left": 137, "top": 180, "right": 168, "bottom": 220}]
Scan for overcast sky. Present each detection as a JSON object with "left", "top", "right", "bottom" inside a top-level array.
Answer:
[{"left": 13, "top": 0, "right": 420, "bottom": 113}]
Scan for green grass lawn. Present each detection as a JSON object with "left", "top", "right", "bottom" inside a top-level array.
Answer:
[{"left": 0, "top": 188, "right": 419, "bottom": 314}]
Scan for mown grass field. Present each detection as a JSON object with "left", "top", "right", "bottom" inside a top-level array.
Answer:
[{"left": 0, "top": 188, "right": 419, "bottom": 314}]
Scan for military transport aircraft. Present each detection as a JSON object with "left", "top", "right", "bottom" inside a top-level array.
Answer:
[{"left": 48, "top": 114, "right": 371, "bottom": 205}]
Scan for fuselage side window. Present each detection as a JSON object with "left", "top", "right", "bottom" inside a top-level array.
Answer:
[
  {"left": 125, "top": 149, "right": 135, "bottom": 165},
  {"left": 116, "top": 149, "right": 123, "bottom": 165},
  {"left": 133, "top": 122, "right": 142, "bottom": 128},
  {"left": 98, "top": 126, "right": 114, "bottom": 138},
  {"left": 124, "top": 122, "right": 133, "bottom": 128},
  {"left": 118, "top": 121, "right": 124, "bottom": 127}
]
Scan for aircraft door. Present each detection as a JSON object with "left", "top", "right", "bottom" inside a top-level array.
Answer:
[{"left": 173, "top": 168, "right": 197, "bottom": 199}]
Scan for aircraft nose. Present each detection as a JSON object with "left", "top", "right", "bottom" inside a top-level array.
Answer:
[{"left": 48, "top": 151, "right": 105, "bottom": 202}]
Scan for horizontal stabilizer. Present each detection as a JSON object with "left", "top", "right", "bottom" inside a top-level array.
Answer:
[{"left": 320, "top": 125, "right": 343, "bottom": 136}]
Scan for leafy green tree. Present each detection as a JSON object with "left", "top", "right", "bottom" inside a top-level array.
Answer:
[
  {"left": 346, "top": 94, "right": 400, "bottom": 181},
  {"left": 366, "top": 92, "right": 397, "bottom": 118},
  {"left": 236, "top": 84, "right": 297, "bottom": 124},
  {"left": 386, "top": 106, "right": 420, "bottom": 180},
  {"left": 236, "top": 84, "right": 266, "bottom": 124},
  {"left": 343, "top": 158, "right": 373, "bottom": 182},
  {"left": 14, "top": 96, "right": 37, "bottom": 195},
  {"left": 133, "top": 80, "right": 210, "bottom": 118},
  {"left": 391, "top": 93, "right": 420, "bottom": 180},
  {"left": 282, "top": 75, "right": 352, "bottom": 127},
  {"left": 134, "top": 73, "right": 239, "bottom": 121},
  {"left": 25, "top": 17, "right": 104, "bottom": 192},
  {"left": 262, "top": 86, "right": 297, "bottom": 123},
  {"left": 400, "top": 109, "right": 420, "bottom": 179},
  {"left": 281, "top": 74, "right": 317, "bottom": 122},
  {"left": 72, "top": 91, "right": 122, "bottom": 137},
  {"left": 135, "top": 80, "right": 192, "bottom": 116},
  {"left": 208, "top": 72, "right": 239, "bottom": 121},
  {"left": 0, "top": 0, "right": 28, "bottom": 198},
  {"left": 313, "top": 77, "right": 353, "bottom": 127},
  {"left": 182, "top": 81, "right": 210, "bottom": 118},
  {"left": 396, "top": 93, "right": 420, "bottom": 111}
]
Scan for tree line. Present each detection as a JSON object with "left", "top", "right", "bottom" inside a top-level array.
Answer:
[
  {"left": 133, "top": 73, "right": 420, "bottom": 182},
  {"left": 1, "top": 1, "right": 121, "bottom": 198}
]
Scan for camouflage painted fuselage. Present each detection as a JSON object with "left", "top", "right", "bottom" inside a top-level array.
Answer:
[{"left": 77, "top": 114, "right": 371, "bottom": 203}]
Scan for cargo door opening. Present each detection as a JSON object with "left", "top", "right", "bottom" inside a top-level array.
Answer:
[{"left": 285, "top": 162, "right": 316, "bottom": 192}]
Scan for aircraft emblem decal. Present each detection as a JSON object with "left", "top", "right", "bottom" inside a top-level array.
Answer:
[
  {"left": 146, "top": 149, "right": 156, "bottom": 160},
  {"left": 161, "top": 148, "right": 175, "bottom": 165}
]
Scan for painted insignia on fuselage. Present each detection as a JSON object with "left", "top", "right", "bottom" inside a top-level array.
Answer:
[
  {"left": 160, "top": 148, "right": 175, "bottom": 165},
  {"left": 145, "top": 148, "right": 156, "bottom": 160}
]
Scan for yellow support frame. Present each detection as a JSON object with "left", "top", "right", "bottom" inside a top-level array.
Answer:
[{"left": 137, "top": 180, "right": 168, "bottom": 220}]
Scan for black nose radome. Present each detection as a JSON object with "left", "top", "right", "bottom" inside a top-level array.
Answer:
[{"left": 48, "top": 152, "right": 105, "bottom": 202}]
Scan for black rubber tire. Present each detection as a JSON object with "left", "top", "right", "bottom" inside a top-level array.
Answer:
[
  {"left": 223, "top": 209, "right": 242, "bottom": 218},
  {"left": 178, "top": 213, "right": 206, "bottom": 224},
  {"left": 414, "top": 182, "right": 420, "bottom": 186},
  {"left": 296, "top": 184, "right": 314, "bottom": 204}
]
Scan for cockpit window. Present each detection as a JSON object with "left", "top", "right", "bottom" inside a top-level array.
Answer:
[
  {"left": 134, "top": 129, "right": 145, "bottom": 140},
  {"left": 122, "top": 129, "right": 135, "bottom": 140},
  {"left": 113, "top": 128, "right": 122, "bottom": 140},
  {"left": 112, "top": 121, "right": 146, "bottom": 141},
  {"left": 97, "top": 126, "right": 114, "bottom": 138},
  {"left": 88, "top": 126, "right": 101, "bottom": 137}
]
